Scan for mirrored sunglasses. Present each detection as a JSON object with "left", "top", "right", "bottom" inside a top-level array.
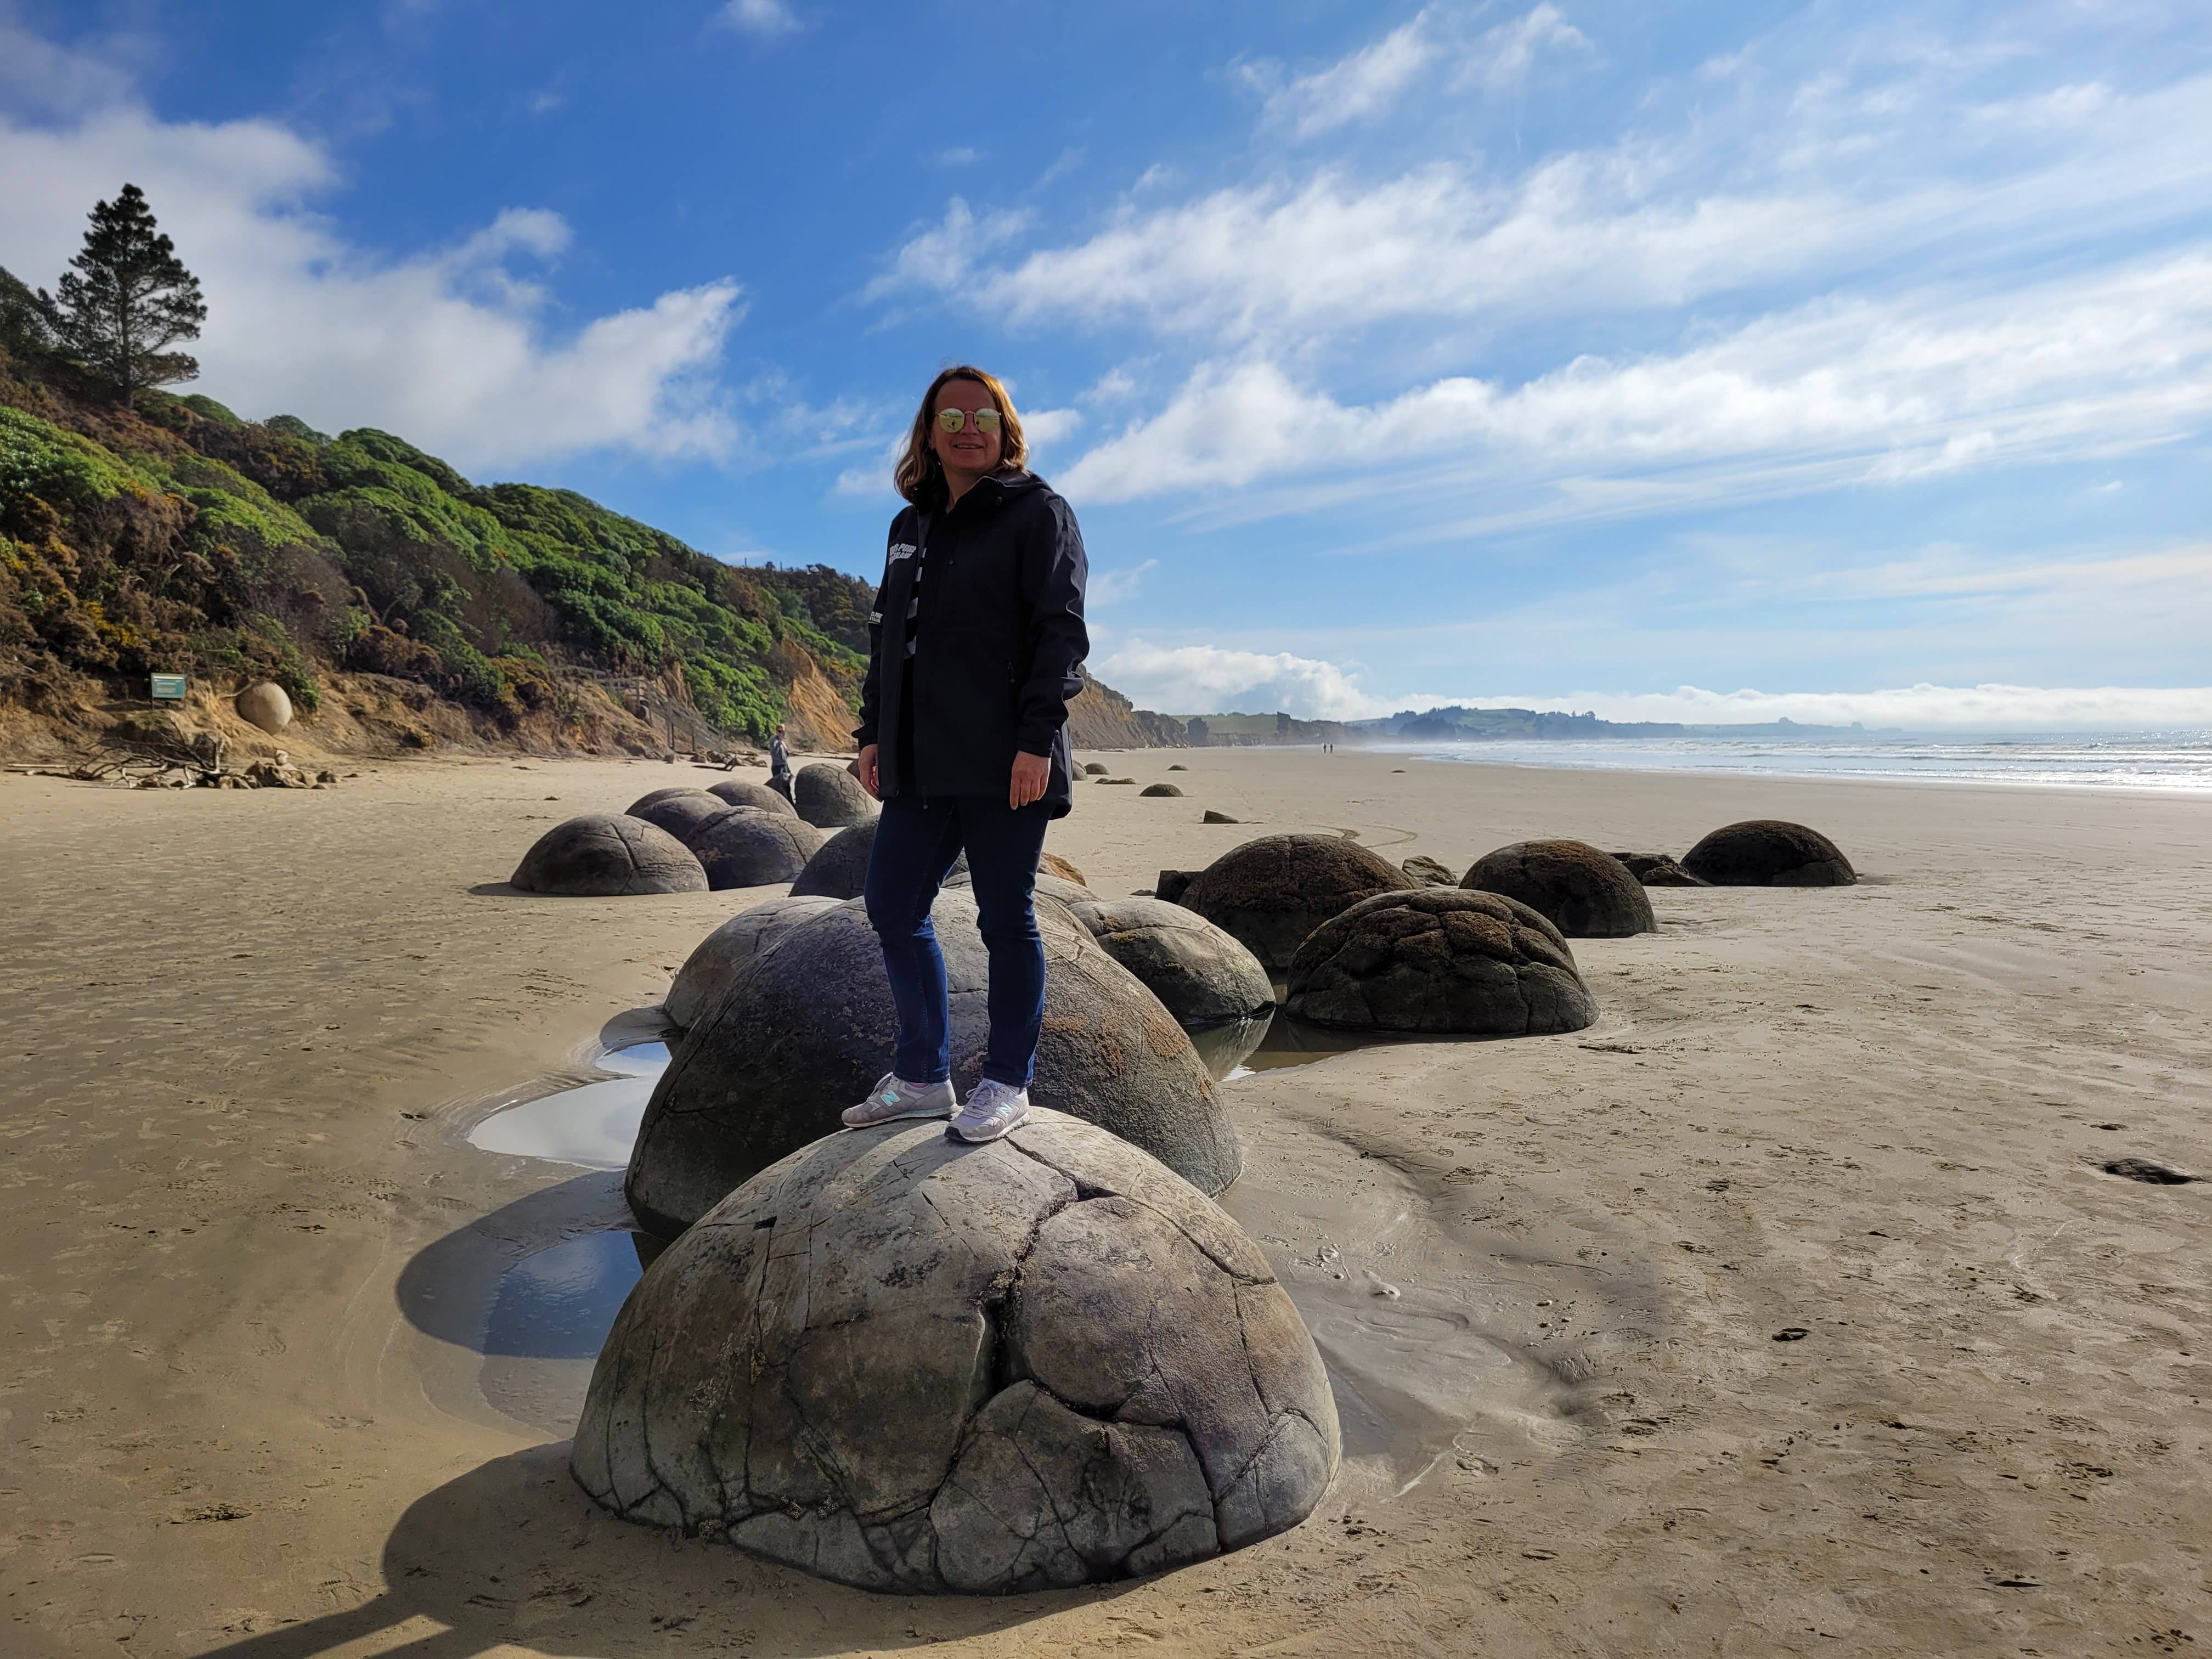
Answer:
[{"left": 935, "top": 407, "right": 1003, "bottom": 433}]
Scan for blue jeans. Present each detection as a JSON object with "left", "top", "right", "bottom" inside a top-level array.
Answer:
[{"left": 863, "top": 794, "right": 1051, "bottom": 1088}]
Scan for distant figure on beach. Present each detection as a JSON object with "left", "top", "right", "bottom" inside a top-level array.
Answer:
[
  {"left": 768, "top": 724, "right": 791, "bottom": 799},
  {"left": 845, "top": 365, "right": 1088, "bottom": 1143}
]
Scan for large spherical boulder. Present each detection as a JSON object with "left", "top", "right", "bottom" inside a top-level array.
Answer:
[
  {"left": 625, "top": 890, "right": 1242, "bottom": 1237},
  {"left": 688, "top": 806, "right": 823, "bottom": 890},
  {"left": 1180, "top": 835, "right": 1417, "bottom": 969},
  {"left": 1285, "top": 888, "right": 1596, "bottom": 1035},
  {"left": 794, "top": 762, "right": 875, "bottom": 828},
  {"left": 1681, "top": 820, "right": 1855, "bottom": 886},
  {"left": 1462, "top": 838, "right": 1656, "bottom": 938},
  {"left": 235, "top": 681, "right": 293, "bottom": 733},
  {"left": 628, "top": 786, "right": 701, "bottom": 815},
  {"left": 1068, "top": 898, "right": 1275, "bottom": 1026},
  {"left": 511, "top": 814, "right": 708, "bottom": 896},
  {"left": 577, "top": 1110, "right": 1337, "bottom": 1593},
  {"left": 626, "top": 788, "right": 730, "bottom": 844},
  {"left": 664, "top": 895, "right": 842, "bottom": 1028},
  {"left": 791, "top": 818, "right": 967, "bottom": 901},
  {"left": 707, "top": 778, "right": 799, "bottom": 818}
]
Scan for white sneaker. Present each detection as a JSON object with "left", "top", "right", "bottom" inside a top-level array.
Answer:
[
  {"left": 840, "top": 1072, "right": 955, "bottom": 1127},
  {"left": 949, "top": 1078, "right": 1032, "bottom": 1143}
]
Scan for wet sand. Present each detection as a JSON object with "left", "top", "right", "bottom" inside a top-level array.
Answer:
[{"left": 3, "top": 747, "right": 2209, "bottom": 1657}]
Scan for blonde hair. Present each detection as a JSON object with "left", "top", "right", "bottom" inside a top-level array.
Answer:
[{"left": 893, "top": 365, "right": 1028, "bottom": 510}]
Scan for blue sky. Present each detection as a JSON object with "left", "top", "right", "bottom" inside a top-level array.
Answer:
[{"left": 2, "top": 0, "right": 2208, "bottom": 726}]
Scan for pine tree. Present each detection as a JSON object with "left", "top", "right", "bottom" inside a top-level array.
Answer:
[
  {"left": 45, "top": 184, "right": 207, "bottom": 408},
  {"left": 0, "top": 265, "right": 59, "bottom": 363}
]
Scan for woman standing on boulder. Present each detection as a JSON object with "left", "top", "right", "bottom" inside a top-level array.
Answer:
[{"left": 844, "top": 365, "right": 1088, "bottom": 1143}]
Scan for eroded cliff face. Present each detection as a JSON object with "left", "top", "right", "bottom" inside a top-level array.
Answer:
[{"left": 1065, "top": 668, "right": 1187, "bottom": 750}]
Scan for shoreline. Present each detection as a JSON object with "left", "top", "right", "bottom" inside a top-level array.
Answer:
[{"left": 4, "top": 747, "right": 2208, "bottom": 1657}]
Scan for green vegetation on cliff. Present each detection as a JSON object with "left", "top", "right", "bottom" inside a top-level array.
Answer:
[{"left": 0, "top": 340, "right": 870, "bottom": 743}]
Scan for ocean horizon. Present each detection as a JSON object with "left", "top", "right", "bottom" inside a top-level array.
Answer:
[{"left": 1361, "top": 731, "right": 2212, "bottom": 794}]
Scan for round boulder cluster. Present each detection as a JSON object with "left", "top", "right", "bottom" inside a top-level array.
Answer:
[
  {"left": 792, "top": 819, "right": 968, "bottom": 901},
  {"left": 794, "top": 762, "right": 875, "bottom": 828},
  {"left": 1285, "top": 888, "right": 1596, "bottom": 1035},
  {"left": 626, "top": 889, "right": 1242, "bottom": 1237},
  {"left": 626, "top": 788, "right": 730, "bottom": 844},
  {"left": 511, "top": 814, "right": 708, "bottom": 896},
  {"left": 689, "top": 807, "right": 823, "bottom": 890},
  {"left": 1067, "top": 898, "right": 1275, "bottom": 1026},
  {"left": 234, "top": 681, "right": 293, "bottom": 734},
  {"left": 575, "top": 1111, "right": 1339, "bottom": 1595},
  {"left": 664, "top": 895, "right": 840, "bottom": 1028},
  {"left": 1681, "top": 820, "right": 1855, "bottom": 887},
  {"left": 1462, "top": 838, "right": 1656, "bottom": 938},
  {"left": 708, "top": 778, "right": 799, "bottom": 818},
  {"left": 1180, "top": 834, "right": 1417, "bottom": 969}
]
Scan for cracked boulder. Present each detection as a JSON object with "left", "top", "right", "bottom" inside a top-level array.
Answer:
[
  {"left": 1462, "top": 838, "right": 1656, "bottom": 938},
  {"left": 707, "top": 778, "right": 800, "bottom": 818},
  {"left": 625, "top": 788, "right": 731, "bottom": 845},
  {"left": 794, "top": 762, "right": 876, "bottom": 828},
  {"left": 687, "top": 806, "right": 825, "bottom": 890},
  {"left": 1178, "top": 834, "right": 1417, "bottom": 969},
  {"left": 1065, "top": 897, "right": 1276, "bottom": 1026},
  {"left": 1681, "top": 820, "right": 1856, "bottom": 887},
  {"left": 510, "top": 814, "right": 708, "bottom": 896},
  {"left": 1284, "top": 887, "right": 1596, "bottom": 1034},
  {"left": 626, "top": 889, "right": 1242, "bottom": 1237},
  {"left": 574, "top": 1110, "right": 1338, "bottom": 1594},
  {"left": 794, "top": 817, "right": 967, "bottom": 901},
  {"left": 664, "top": 895, "right": 842, "bottom": 1028}
]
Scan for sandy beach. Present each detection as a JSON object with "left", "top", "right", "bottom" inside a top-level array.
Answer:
[{"left": 4, "top": 746, "right": 2209, "bottom": 1658}]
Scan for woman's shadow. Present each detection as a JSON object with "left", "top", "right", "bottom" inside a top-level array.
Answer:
[{"left": 186, "top": 1442, "right": 1130, "bottom": 1659}]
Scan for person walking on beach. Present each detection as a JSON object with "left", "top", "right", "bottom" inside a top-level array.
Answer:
[
  {"left": 842, "top": 365, "right": 1088, "bottom": 1143},
  {"left": 768, "top": 724, "right": 792, "bottom": 799}
]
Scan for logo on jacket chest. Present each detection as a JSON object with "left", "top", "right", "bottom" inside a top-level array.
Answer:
[{"left": 887, "top": 542, "right": 918, "bottom": 562}]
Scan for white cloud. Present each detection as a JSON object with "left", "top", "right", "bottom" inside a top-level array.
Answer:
[
  {"left": 935, "top": 146, "right": 981, "bottom": 166},
  {"left": 1093, "top": 640, "right": 1395, "bottom": 720},
  {"left": 1020, "top": 405, "right": 1082, "bottom": 450},
  {"left": 1087, "top": 558, "right": 1157, "bottom": 606},
  {"left": 861, "top": 198, "right": 1030, "bottom": 304},
  {"left": 1244, "top": 6, "right": 1588, "bottom": 138},
  {"left": 0, "top": 81, "right": 744, "bottom": 471},
  {"left": 1246, "top": 13, "right": 1440, "bottom": 139},
  {"left": 719, "top": 0, "right": 801, "bottom": 38},
  {"left": 1057, "top": 252, "right": 2212, "bottom": 512}
]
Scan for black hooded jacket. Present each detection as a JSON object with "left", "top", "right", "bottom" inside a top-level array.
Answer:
[{"left": 854, "top": 471, "right": 1089, "bottom": 817}]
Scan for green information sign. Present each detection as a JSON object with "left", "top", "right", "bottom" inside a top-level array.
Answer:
[{"left": 150, "top": 674, "right": 188, "bottom": 702}]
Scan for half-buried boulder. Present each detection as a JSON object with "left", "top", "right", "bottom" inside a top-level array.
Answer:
[
  {"left": 1082, "top": 762, "right": 1110, "bottom": 776},
  {"left": 1155, "top": 870, "right": 1200, "bottom": 905},
  {"left": 1462, "top": 838, "right": 1656, "bottom": 937},
  {"left": 707, "top": 778, "right": 800, "bottom": 818},
  {"left": 577, "top": 1110, "right": 1337, "bottom": 1593},
  {"left": 1401, "top": 854, "right": 1456, "bottom": 887},
  {"left": 688, "top": 806, "right": 823, "bottom": 890},
  {"left": 664, "top": 895, "right": 842, "bottom": 1028},
  {"left": 794, "top": 762, "right": 875, "bottom": 828},
  {"left": 1141, "top": 782, "right": 1183, "bottom": 798},
  {"left": 1180, "top": 834, "right": 1417, "bottom": 969},
  {"left": 1681, "top": 820, "right": 1856, "bottom": 887},
  {"left": 627, "top": 788, "right": 730, "bottom": 844},
  {"left": 1610, "top": 851, "right": 1708, "bottom": 887},
  {"left": 1067, "top": 898, "right": 1275, "bottom": 1026},
  {"left": 626, "top": 786, "right": 699, "bottom": 815},
  {"left": 1285, "top": 888, "right": 1596, "bottom": 1035},
  {"left": 511, "top": 814, "right": 708, "bottom": 897},
  {"left": 1040, "top": 851, "right": 1087, "bottom": 885},
  {"left": 791, "top": 818, "right": 967, "bottom": 901},
  {"left": 625, "top": 890, "right": 1241, "bottom": 1236}
]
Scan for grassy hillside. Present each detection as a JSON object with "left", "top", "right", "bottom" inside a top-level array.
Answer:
[{"left": 0, "top": 347, "right": 872, "bottom": 753}]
